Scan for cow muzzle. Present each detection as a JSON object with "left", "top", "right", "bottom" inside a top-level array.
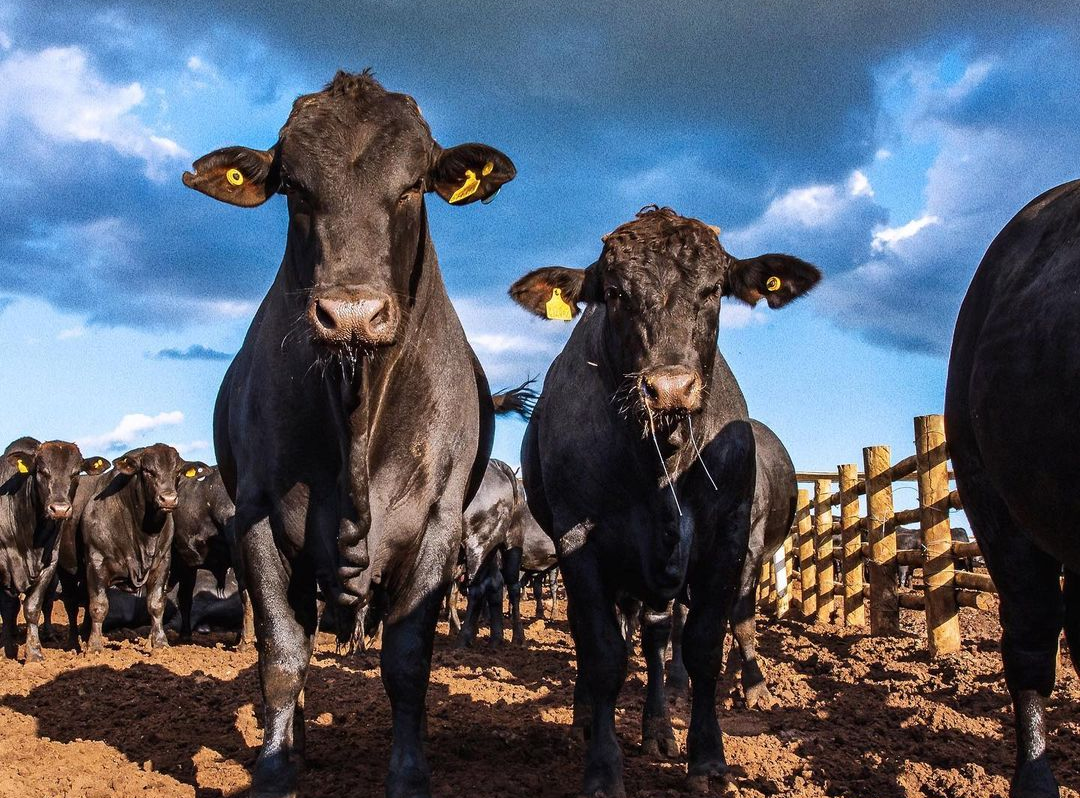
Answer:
[
  {"left": 46, "top": 501, "right": 72, "bottom": 521},
  {"left": 157, "top": 491, "right": 179, "bottom": 512},
  {"left": 307, "top": 285, "right": 399, "bottom": 349},
  {"left": 639, "top": 365, "right": 703, "bottom": 416}
]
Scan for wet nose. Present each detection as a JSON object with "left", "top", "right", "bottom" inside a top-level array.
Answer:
[
  {"left": 47, "top": 501, "right": 72, "bottom": 520},
  {"left": 308, "top": 286, "right": 398, "bottom": 347},
  {"left": 158, "top": 491, "right": 179, "bottom": 512},
  {"left": 641, "top": 366, "right": 702, "bottom": 413}
]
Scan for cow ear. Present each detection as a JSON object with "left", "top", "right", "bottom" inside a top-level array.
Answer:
[
  {"left": 179, "top": 461, "right": 212, "bottom": 480},
  {"left": 111, "top": 456, "right": 138, "bottom": 475},
  {"left": 182, "top": 146, "right": 278, "bottom": 208},
  {"left": 726, "top": 254, "right": 821, "bottom": 308},
  {"left": 80, "top": 456, "right": 110, "bottom": 476},
  {"left": 430, "top": 144, "right": 515, "bottom": 206},
  {"left": 6, "top": 452, "right": 34, "bottom": 475},
  {"left": 509, "top": 265, "right": 602, "bottom": 320}
]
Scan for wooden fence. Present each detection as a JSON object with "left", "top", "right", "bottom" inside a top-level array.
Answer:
[{"left": 756, "top": 414, "right": 996, "bottom": 657}]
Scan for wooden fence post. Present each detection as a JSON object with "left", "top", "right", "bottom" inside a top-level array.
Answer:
[
  {"left": 796, "top": 489, "right": 816, "bottom": 620},
  {"left": 765, "top": 559, "right": 778, "bottom": 614},
  {"left": 777, "top": 533, "right": 794, "bottom": 618},
  {"left": 916, "top": 414, "right": 961, "bottom": 656},
  {"left": 864, "top": 445, "right": 900, "bottom": 636},
  {"left": 814, "top": 478, "right": 835, "bottom": 624},
  {"left": 838, "top": 463, "right": 865, "bottom": 626}
]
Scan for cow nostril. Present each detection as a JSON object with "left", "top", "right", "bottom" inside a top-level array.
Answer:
[
  {"left": 315, "top": 300, "right": 338, "bottom": 331},
  {"left": 641, "top": 379, "right": 659, "bottom": 401}
]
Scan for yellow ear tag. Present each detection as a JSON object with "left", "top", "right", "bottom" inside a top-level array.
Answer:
[
  {"left": 545, "top": 288, "right": 573, "bottom": 321},
  {"left": 16, "top": 459, "right": 29, "bottom": 475},
  {"left": 184, "top": 467, "right": 197, "bottom": 478},
  {"left": 94, "top": 459, "right": 104, "bottom": 469},
  {"left": 481, "top": 161, "right": 494, "bottom": 176},
  {"left": 765, "top": 276, "right": 782, "bottom": 292},
  {"left": 226, "top": 168, "right": 244, "bottom": 186},
  {"left": 448, "top": 169, "right": 480, "bottom": 204}
]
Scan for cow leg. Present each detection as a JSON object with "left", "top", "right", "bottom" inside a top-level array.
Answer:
[
  {"left": 964, "top": 480, "right": 1062, "bottom": 798},
  {"left": 0, "top": 591, "right": 18, "bottom": 659},
  {"left": 549, "top": 569, "right": 559, "bottom": 619},
  {"left": 486, "top": 568, "right": 506, "bottom": 645},
  {"left": 381, "top": 587, "right": 442, "bottom": 798},
  {"left": 531, "top": 575, "right": 546, "bottom": 620},
  {"left": 458, "top": 552, "right": 495, "bottom": 648},
  {"left": 667, "top": 601, "right": 689, "bottom": 692},
  {"left": 58, "top": 570, "right": 82, "bottom": 652},
  {"left": 730, "top": 572, "right": 774, "bottom": 710},
  {"left": 176, "top": 565, "right": 196, "bottom": 643},
  {"left": 146, "top": 555, "right": 172, "bottom": 651},
  {"left": 40, "top": 575, "right": 57, "bottom": 643},
  {"left": 85, "top": 570, "right": 109, "bottom": 654},
  {"left": 640, "top": 604, "right": 679, "bottom": 758},
  {"left": 564, "top": 557, "right": 627, "bottom": 798},
  {"left": 245, "top": 516, "right": 316, "bottom": 798},
  {"left": 502, "top": 547, "right": 525, "bottom": 645},
  {"left": 446, "top": 585, "right": 462, "bottom": 634},
  {"left": 23, "top": 565, "right": 58, "bottom": 663}
]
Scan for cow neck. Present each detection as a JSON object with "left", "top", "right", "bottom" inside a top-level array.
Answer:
[{"left": 117, "top": 476, "right": 170, "bottom": 538}]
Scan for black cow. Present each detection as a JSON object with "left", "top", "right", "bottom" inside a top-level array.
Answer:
[
  {"left": 510, "top": 206, "right": 819, "bottom": 795},
  {"left": 945, "top": 179, "right": 1080, "bottom": 798},
  {"left": 457, "top": 459, "right": 525, "bottom": 647},
  {"left": 520, "top": 501, "right": 559, "bottom": 620},
  {"left": 0, "top": 438, "right": 108, "bottom": 661},
  {"left": 65, "top": 443, "right": 209, "bottom": 653},
  {"left": 182, "top": 70, "right": 517, "bottom": 798},
  {"left": 170, "top": 467, "right": 251, "bottom": 646},
  {"left": 895, "top": 526, "right": 972, "bottom": 588}
]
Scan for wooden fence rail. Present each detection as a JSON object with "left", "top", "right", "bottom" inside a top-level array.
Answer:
[{"left": 757, "top": 413, "right": 996, "bottom": 658}]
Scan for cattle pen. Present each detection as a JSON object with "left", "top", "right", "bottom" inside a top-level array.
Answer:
[{"left": 756, "top": 413, "right": 998, "bottom": 657}]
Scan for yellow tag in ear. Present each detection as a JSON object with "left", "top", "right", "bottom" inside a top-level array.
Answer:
[
  {"left": 184, "top": 467, "right": 197, "bottom": 478},
  {"left": 448, "top": 169, "right": 481, "bottom": 204},
  {"left": 545, "top": 288, "right": 573, "bottom": 321},
  {"left": 481, "top": 161, "right": 494, "bottom": 176},
  {"left": 226, "top": 168, "right": 244, "bottom": 186},
  {"left": 765, "top": 276, "right": 782, "bottom": 292},
  {"left": 16, "top": 459, "right": 29, "bottom": 475}
]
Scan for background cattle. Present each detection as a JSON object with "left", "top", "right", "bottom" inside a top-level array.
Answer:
[
  {"left": 945, "top": 179, "right": 1080, "bottom": 798},
  {"left": 0, "top": 437, "right": 108, "bottom": 661},
  {"left": 63, "top": 443, "right": 209, "bottom": 654},
  {"left": 511, "top": 206, "right": 819, "bottom": 795},
  {"left": 519, "top": 501, "right": 559, "bottom": 620},
  {"left": 183, "top": 71, "right": 518, "bottom": 798}
]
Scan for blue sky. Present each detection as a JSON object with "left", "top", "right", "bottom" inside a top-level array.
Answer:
[{"left": 2, "top": 2, "right": 1078, "bottom": 492}]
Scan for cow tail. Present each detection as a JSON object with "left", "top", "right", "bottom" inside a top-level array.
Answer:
[{"left": 491, "top": 378, "right": 538, "bottom": 420}]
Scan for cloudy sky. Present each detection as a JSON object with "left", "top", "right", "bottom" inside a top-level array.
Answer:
[{"left": 2, "top": 1, "right": 1078, "bottom": 481}]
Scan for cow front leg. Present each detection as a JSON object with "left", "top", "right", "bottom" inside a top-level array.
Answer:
[
  {"left": 245, "top": 516, "right": 316, "bottom": 798},
  {"left": 57, "top": 570, "right": 82, "bottom": 652},
  {"left": 0, "top": 591, "right": 18, "bottom": 659},
  {"left": 146, "top": 561, "right": 172, "bottom": 651},
  {"left": 23, "top": 565, "right": 58, "bottom": 663},
  {"left": 531, "top": 576, "right": 546, "bottom": 620},
  {"left": 382, "top": 588, "right": 443, "bottom": 798},
  {"left": 667, "top": 601, "right": 689, "bottom": 692},
  {"left": 176, "top": 565, "right": 196, "bottom": 643},
  {"left": 730, "top": 583, "right": 774, "bottom": 710},
  {"left": 85, "top": 572, "right": 109, "bottom": 654},
  {"left": 640, "top": 604, "right": 679, "bottom": 757},
  {"left": 564, "top": 556, "right": 627, "bottom": 798},
  {"left": 486, "top": 566, "right": 506, "bottom": 645}
]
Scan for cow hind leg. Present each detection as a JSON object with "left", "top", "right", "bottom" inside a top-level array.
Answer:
[
  {"left": 965, "top": 479, "right": 1062, "bottom": 798},
  {"left": 245, "top": 517, "right": 317, "bottom": 798},
  {"left": 0, "top": 592, "right": 18, "bottom": 659},
  {"left": 666, "top": 601, "right": 689, "bottom": 693},
  {"left": 730, "top": 578, "right": 774, "bottom": 710},
  {"left": 640, "top": 605, "right": 679, "bottom": 758},
  {"left": 177, "top": 566, "right": 196, "bottom": 643},
  {"left": 58, "top": 571, "right": 82, "bottom": 652},
  {"left": 23, "top": 568, "right": 57, "bottom": 663},
  {"left": 502, "top": 547, "right": 525, "bottom": 645},
  {"left": 381, "top": 588, "right": 443, "bottom": 798},
  {"left": 85, "top": 576, "right": 109, "bottom": 655},
  {"left": 486, "top": 576, "right": 506, "bottom": 646}
]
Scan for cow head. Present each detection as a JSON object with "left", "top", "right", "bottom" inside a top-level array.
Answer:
[
  {"left": 183, "top": 70, "right": 515, "bottom": 354},
  {"left": 510, "top": 206, "right": 820, "bottom": 431},
  {"left": 111, "top": 444, "right": 210, "bottom": 514},
  {"left": 5, "top": 441, "right": 109, "bottom": 520}
]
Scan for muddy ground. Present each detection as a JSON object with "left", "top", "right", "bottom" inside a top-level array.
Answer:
[{"left": 1, "top": 592, "right": 1079, "bottom": 798}]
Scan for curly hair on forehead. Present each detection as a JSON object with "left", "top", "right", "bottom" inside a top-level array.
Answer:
[{"left": 601, "top": 205, "right": 726, "bottom": 276}]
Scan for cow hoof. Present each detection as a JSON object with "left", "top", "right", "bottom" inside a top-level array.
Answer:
[
  {"left": 641, "top": 732, "right": 680, "bottom": 759},
  {"left": 687, "top": 774, "right": 737, "bottom": 795},
  {"left": 24, "top": 648, "right": 44, "bottom": 665},
  {"left": 251, "top": 754, "right": 298, "bottom": 798},
  {"left": 150, "top": 637, "right": 170, "bottom": 652},
  {"left": 1010, "top": 759, "right": 1060, "bottom": 798},
  {"left": 744, "top": 683, "right": 778, "bottom": 711}
]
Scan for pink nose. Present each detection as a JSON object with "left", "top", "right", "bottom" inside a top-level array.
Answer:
[
  {"left": 47, "top": 502, "right": 72, "bottom": 520},
  {"left": 308, "top": 286, "right": 398, "bottom": 347},
  {"left": 641, "top": 366, "right": 703, "bottom": 413},
  {"left": 158, "top": 491, "right": 179, "bottom": 511}
]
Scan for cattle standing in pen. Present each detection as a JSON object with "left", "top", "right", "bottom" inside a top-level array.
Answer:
[
  {"left": 0, "top": 438, "right": 109, "bottom": 661},
  {"left": 183, "top": 70, "right": 520, "bottom": 798},
  {"left": 457, "top": 458, "right": 527, "bottom": 647},
  {"left": 520, "top": 502, "right": 559, "bottom": 620},
  {"left": 170, "top": 467, "right": 252, "bottom": 647},
  {"left": 65, "top": 443, "right": 209, "bottom": 654},
  {"left": 945, "top": 179, "right": 1080, "bottom": 798},
  {"left": 510, "top": 206, "right": 819, "bottom": 795}
]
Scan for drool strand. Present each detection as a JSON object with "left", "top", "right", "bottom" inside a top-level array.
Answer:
[
  {"left": 687, "top": 415, "right": 718, "bottom": 491},
  {"left": 646, "top": 403, "right": 683, "bottom": 517}
]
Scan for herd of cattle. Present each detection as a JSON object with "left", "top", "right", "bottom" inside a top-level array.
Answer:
[{"left": 2, "top": 69, "right": 1078, "bottom": 798}]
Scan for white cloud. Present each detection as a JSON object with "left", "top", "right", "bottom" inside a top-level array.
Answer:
[
  {"left": 871, "top": 215, "right": 941, "bottom": 252},
  {"left": 56, "top": 325, "right": 85, "bottom": 340},
  {"left": 849, "top": 170, "right": 874, "bottom": 197},
  {"left": 79, "top": 410, "right": 185, "bottom": 452},
  {"left": 0, "top": 46, "right": 187, "bottom": 179},
  {"left": 175, "top": 440, "right": 210, "bottom": 458}
]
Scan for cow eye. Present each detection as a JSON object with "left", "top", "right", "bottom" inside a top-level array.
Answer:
[
  {"left": 702, "top": 282, "right": 722, "bottom": 299},
  {"left": 604, "top": 285, "right": 625, "bottom": 302},
  {"left": 38, "top": 468, "right": 50, "bottom": 478},
  {"left": 397, "top": 178, "right": 425, "bottom": 204}
]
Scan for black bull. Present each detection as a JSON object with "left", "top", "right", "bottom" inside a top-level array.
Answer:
[
  {"left": 183, "top": 71, "right": 521, "bottom": 798},
  {"left": 945, "top": 178, "right": 1080, "bottom": 798}
]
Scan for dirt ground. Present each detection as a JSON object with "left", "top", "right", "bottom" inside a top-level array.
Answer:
[{"left": 2, "top": 592, "right": 1080, "bottom": 798}]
